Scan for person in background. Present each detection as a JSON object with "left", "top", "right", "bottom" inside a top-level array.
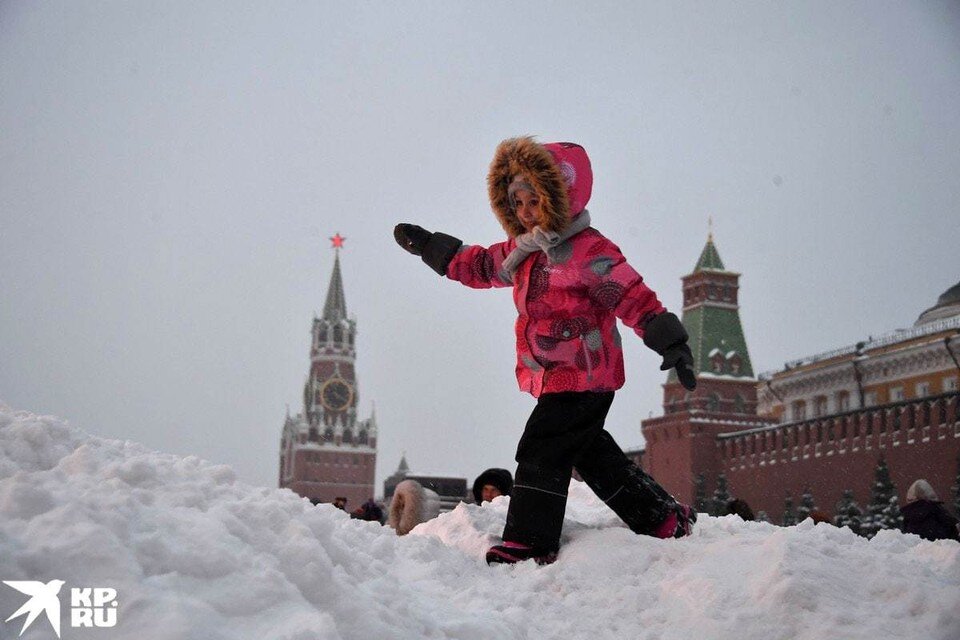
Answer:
[
  {"left": 394, "top": 137, "right": 698, "bottom": 566},
  {"left": 351, "top": 498, "right": 385, "bottom": 524},
  {"left": 332, "top": 496, "right": 348, "bottom": 511},
  {"left": 808, "top": 510, "right": 831, "bottom": 525},
  {"left": 901, "top": 479, "right": 959, "bottom": 542},
  {"left": 726, "top": 498, "right": 755, "bottom": 521},
  {"left": 473, "top": 468, "right": 513, "bottom": 504},
  {"left": 388, "top": 479, "right": 441, "bottom": 536}
]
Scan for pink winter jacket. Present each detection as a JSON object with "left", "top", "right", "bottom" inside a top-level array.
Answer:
[{"left": 445, "top": 139, "right": 666, "bottom": 397}]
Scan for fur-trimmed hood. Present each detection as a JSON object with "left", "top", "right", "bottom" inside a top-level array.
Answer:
[{"left": 487, "top": 137, "right": 593, "bottom": 238}]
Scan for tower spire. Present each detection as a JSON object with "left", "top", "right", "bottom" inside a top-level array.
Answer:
[{"left": 323, "top": 235, "right": 348, "bottom": 322}]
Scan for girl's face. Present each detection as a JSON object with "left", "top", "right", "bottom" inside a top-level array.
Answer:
[{"left": 513, "top": 189, "right": 541, "bottom": 232}]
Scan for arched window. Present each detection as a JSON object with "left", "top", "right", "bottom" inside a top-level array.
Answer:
[
  {"left": 814, "top": 396, "right": 828, "bottom": 417},
  {"left": 358, "top": 430, "right": 368, "bottom": 445},
  {"left": 706, "top": 393, "right": 720, "bottom": 411},
  {"left": 333, "top": 325, "right": 343, "bottom": 344},
  {"left": 792, "top": 400, "right": 807, "bottom": 421},
  {"left": 729, "top": 355, "right": 742, "bottom": 375},
  {"left": 711, "top": 353, "right": 724, "bottom": 374},
  {"left": 734, "top": 394, "right": 746, "bottom": 413},
  {"left": 836, "top": 390, "right": 850, "bottom": 412},
  {"left": 323, "top": 427, "right": 334, "bottom": 442},
  {"left": 342, "top": 429, "right": 353, "bottom": 444}
]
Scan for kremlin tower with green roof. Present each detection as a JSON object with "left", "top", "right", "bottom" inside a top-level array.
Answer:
[
  {"left": 671, "top": 231, "right": 754, "bottom": 387},
  {"left": 640, "top": 231, "right": 774, "bottom": 505}
]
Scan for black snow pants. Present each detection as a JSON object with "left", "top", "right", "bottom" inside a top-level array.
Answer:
[{"left": 501, "top": 391, "right": 677, "bottom": 552}]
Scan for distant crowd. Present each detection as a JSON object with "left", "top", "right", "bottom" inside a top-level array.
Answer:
[{"left": 314, "top": 471, "right": 958, "bottom": 543}]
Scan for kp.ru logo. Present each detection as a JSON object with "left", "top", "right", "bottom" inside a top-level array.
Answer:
[{"left": 3, "top": 580, "right": 118, "bottom": 638}]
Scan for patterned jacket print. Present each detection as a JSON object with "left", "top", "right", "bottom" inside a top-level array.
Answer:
[{"left": 445, "top": 138, "right": 666, "bottom": 397}]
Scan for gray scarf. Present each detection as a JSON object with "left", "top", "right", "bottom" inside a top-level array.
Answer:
[{"left": 499, "top": 210, "right": 592, "bottom": 282}]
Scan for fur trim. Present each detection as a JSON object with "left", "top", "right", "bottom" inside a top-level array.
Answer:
[
  {"left": 388, "top": 479, "right": 441, "bottom": 536},
  {"left": 488, "top": 137, "right": 570, "bottom": 238}
]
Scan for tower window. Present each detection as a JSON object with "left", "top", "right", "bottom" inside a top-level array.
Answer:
[
  {"left": 706, "top": 393, "right": 720, "bottom": 411},
  {"left": 711, "top": 353, "right": 724, "bottom": 374},
  {"left": 734, "top": 394, "right": 746, "bottom": 413},
  {"left": 728, "top": 355, "right": 742, "bottom": 375}
]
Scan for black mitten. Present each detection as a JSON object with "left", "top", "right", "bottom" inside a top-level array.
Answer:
[
  {"left": 394, "top": 223, "right": 430, "bottom": 255},
  {"left": 642, "top": 312, "right": 697, "bottom": 391},
  {"left": 660, "top": 343, "right": 697, "bottom": 391},
  {"left": 393, "top": 223, "right": 463, "bottom": 276}
]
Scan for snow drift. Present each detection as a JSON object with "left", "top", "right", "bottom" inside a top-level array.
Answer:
[{"left": 1, "top": 403, "right": 958, "bottom": 640}]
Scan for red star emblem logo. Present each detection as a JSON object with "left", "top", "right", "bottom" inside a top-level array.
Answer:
[{"left": 330, "top": 233, "right": 346, "bottom": 249}]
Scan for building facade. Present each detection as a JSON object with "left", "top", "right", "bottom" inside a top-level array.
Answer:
[
  {"left": 279, "top": 245, "right": 378, "bottom": 508},
  {"left": 641, "top": 238, "right": 960, "bottom": 521}
]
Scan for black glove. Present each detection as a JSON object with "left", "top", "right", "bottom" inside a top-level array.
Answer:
[
  {"left": 393, "top": 223, "right": 462, "bottom": 276},
  {"left": 394, "top": 223, "right": 430, "bottom": 256},
  {"left": 660, "top": 343, "right": 697, "bottom": 391},
  {"left": 642, "top": 312, "right": 697, "bottom": 391}
]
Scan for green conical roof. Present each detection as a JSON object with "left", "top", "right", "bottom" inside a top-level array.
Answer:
[
  {"left": 694, "top": 236, "right": 725, "bottom": 272},
  {"left": 671, "top": 305, "right": 754, "bottom": 380}
]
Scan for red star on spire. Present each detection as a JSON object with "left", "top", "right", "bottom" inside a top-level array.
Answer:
[{"left": 330, "top": 233, "right": 346, "bottom": 249}]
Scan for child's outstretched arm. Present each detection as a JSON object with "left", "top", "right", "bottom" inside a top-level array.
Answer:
[
  {"left": 393, "top": 223, "right": 514, "bottom": 289},
  {"left": 585, "top": 238, "right": 697, "bottom": 391},
  {"left": 394, "top": 223, "right": 463, "bottom": 276}
]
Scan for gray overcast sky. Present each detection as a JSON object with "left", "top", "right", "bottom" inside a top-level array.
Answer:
[{"left": 2, "top": 2, "right": 959, "bottom": 493}]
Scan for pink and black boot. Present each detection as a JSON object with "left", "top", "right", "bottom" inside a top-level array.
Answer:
[
  {"left": 654, "top": 502, "right": 698, "bottom": 539},
  {"left": 486, "top": 541, "right": 558, "bottom": 566}
]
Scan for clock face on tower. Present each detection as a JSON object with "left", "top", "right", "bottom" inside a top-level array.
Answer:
[{"left": 320, "top": 378, "right": 353, "bottom": 412}]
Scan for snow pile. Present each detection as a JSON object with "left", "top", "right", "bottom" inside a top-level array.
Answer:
[{"left": 1, "top": 404, "right": 958, "bottom": 640}]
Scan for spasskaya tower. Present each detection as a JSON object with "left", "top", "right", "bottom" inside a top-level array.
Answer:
[{"left": 279, "top": 234, "right": 378, "bottom": 507}]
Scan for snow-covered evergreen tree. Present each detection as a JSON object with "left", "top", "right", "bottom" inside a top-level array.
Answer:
[
  {"left": 694, "top": 473, "right": 710, "bottom": 515},
  {"left": 756, "top": 510, "right": 770, "bottom": 523},
  {"left": 797, "top": 487, "right": 817, "bottom": 521},
  {"left": 710, "top": 473, "right": 731, "bottom": 516},
  {"left": 833, "top": 489, "right": 863, "bottom": 536},
  {"left": 863, "top": 455, "right": 902, "bottom": 538},
  {"left": 781, "top": 496, "right": 797, "bottom": 526}
]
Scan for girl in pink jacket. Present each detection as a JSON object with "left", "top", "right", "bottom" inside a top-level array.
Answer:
[{"left": 395, "top": 137, "right": 697, "bottom": 565}]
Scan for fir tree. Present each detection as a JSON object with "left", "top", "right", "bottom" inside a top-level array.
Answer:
[
  {"left": 833, "top": 489, "right": 863, "bottom": 536},
  {"left": 710, "top": 473, "right": 731, "bottom": 517},
  {"left": 781, "top": 496, "right": 797, "bottom": 527},
  {"left": 797, "top": 487, "right": 817, "bottom": 522},
  {"left": 693, "top": 474, "right": 710, "bottom": 515},
  {"left": 863, "top": 455, "right": 902, "bottom": 538}
]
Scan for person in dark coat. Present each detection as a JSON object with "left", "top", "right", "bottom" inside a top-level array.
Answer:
[
  {"left": 473, "top": 468, "right": 514, "bottom": 504},
  {"left": 351, "top": 498, "right": 385, "bottom": 524},
  {"left": 726, "top": 498, "right": 755, "bottom": 521},
  {"left": 901, "top": 479, "right": 959, "bottom": 542}
]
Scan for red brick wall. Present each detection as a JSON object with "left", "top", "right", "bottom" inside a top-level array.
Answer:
[
  {"left": 283, "top": 448, "right": 376, "bottom": 507},
  {"left": 718, "top": 394, "right": 959, "bottom": 521}
]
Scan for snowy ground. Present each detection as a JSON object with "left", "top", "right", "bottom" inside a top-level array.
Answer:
[{"left": 1, "top": 404, "right": 958, "bottom": 640}]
